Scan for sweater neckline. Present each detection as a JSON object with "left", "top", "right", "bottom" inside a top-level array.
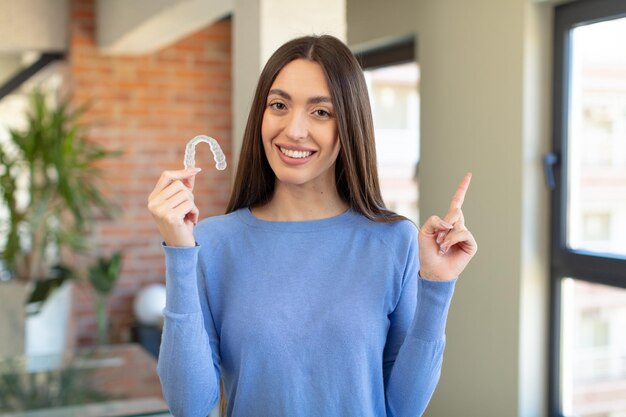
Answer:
[{"left": 236, "top": 207, "right": 358, "bottom": 232}]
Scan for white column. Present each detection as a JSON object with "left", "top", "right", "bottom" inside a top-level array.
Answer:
[{"left": 232, "top": 0, "right": 346, "bottom": 168}]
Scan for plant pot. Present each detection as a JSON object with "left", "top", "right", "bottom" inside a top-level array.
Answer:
[{"left": 25, "top": 280, "right": 74, "bottom": 372}]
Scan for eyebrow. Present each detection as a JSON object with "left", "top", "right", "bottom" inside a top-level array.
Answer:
[{"left": 268, "top": 89, "right": 332, "bottom": 105}]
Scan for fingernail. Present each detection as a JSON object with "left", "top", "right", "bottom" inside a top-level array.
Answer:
[
  {"left": 441, "top": 221, "right": 453, "bottom": 229},
  {"left": 436, "top": 232, "right": 444, "bottom": 244},
  {"left": 188, "top": 167, "right": 201, "bottom": 172},
  {"left": 439, "top": 247, "right": 446, "bottom": 256}
]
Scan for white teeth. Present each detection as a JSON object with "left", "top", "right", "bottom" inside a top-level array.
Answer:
[{"left": 279, "top": 146, "right": 313, "bottom": 159}]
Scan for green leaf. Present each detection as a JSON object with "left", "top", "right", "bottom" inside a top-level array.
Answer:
[{"left": 88, "top": 251, "right": 123, "bottom": 296}]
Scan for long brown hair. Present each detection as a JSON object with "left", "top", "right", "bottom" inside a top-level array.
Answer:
[{"left": 226, "top": 35, "right": 403, "bottom": 223}]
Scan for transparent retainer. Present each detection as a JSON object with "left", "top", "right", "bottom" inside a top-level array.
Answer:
[{"left": 184, "top": 135, "right": 227, "bottom": 171}]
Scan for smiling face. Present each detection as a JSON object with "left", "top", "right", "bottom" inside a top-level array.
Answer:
[{"left": 261, "top": 59, "right": 341, "bottom": 193}]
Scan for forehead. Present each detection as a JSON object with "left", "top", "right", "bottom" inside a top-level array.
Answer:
[{"left": 270, "top": 59, "right": 331, "bottom": 98}]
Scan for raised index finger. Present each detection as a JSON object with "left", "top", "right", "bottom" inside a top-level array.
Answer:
[{"left": 449, "top": 172, "right": 472, "bottom": 211}]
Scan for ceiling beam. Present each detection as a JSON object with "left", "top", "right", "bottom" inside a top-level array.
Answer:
[{"left": 96, "top": 0, "right": 233, "bottom": 55}]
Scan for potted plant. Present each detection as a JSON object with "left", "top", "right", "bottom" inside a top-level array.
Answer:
[{"left": 0, "top": 88, "right": 119, "bottom": 357}]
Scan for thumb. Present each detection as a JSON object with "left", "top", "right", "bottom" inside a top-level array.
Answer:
[{"left": 182, "top": 167, "right": 201, "bottom": 190}]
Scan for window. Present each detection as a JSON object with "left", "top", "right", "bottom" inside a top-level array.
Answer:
[
  {"left": 356, "top": 37, "right": 420, "bottom": 223},
  {"left": 581, "top": 211, "right": 611, "bottom": 242},
  {"left": 550, "top": 1, "right": 626, "bottom": 416},
  {"left": 0, "top": 53, "right": 64, "bottom": 279}
]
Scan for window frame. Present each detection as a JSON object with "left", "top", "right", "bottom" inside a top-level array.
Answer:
[
  {"left": 549, "top": 0, "right": 626, "bottom": 415},
  {"left": 353, "top": 36, "right": 415, "bottom": 70}
]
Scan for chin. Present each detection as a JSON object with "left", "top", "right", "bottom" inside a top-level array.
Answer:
[{"left": 274, "top": 172, "right": 316, "bottom": 187}]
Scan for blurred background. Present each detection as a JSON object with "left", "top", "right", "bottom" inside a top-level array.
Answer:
[{"left": 0, "top": 0, "right": 624, "bottom": 416}]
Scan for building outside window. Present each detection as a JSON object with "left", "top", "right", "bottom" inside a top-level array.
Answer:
[{"left": 364, "top": 62, "right": 420, "bottom": 224}]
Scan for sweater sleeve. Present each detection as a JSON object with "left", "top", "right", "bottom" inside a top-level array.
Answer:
[
  {"left": 384, "top": 234, "right": 456, "bottom": 417},
  {"left": 156, "top": 244, "right": 221, "bottom": 417}
]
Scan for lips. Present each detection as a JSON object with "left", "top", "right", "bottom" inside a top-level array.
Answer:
[{"left": 275, "top": 144, "right": 316, "bottom": 165}]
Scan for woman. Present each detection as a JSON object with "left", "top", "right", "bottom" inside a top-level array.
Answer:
[{"left": 148, "top": 35, "right": 477, "bottom": 417}]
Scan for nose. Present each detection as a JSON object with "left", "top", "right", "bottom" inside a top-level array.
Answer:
[{"left": 285, "top": 110, "right": 308, "bottom": 141}]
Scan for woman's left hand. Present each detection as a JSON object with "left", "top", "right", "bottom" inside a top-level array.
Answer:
[{"left": 418, "top": 173, "right": 478, "bottom": 281}]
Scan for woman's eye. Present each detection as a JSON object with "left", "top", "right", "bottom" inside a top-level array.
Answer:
[
  {"left": 269, "top": 102, "right": 286, "bottom": 110},
  {"left": 314, "top": 109, "right": 331, "bottom": 118}
]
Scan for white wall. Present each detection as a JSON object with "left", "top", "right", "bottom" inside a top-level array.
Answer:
[
  {"left": 416, "top": 2, "right": 524, "bottom": 414},
  {"left": 0, "top": 56, "right": 22, "bottom": 84},
  {"left": 348, "top": 0, "right": 553, "bottom": 415},
  {"left": 348, "top": 0, "right": 418, "bottom": 52},
  {"left": 0, "top": 0, "right": 68, "bottom": 52}
]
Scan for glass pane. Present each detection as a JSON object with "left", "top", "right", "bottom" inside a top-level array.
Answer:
[
  {"left": 561, "top": 278, "right": 626, "bottom": 417},
  {"left": 364, "top": 63, "right": 420, "bottom": 224},
  {"left": 567, "top": 17, "right": 626, "bottom": 257}
]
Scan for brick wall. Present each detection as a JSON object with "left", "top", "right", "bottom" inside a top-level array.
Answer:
[{"left": 68, "top": 0, "right": 232, "bottom": 345}]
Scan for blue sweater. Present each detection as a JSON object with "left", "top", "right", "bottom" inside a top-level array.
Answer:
[{"left": 157, "top": 208, "right": 456, "bottom": 417}]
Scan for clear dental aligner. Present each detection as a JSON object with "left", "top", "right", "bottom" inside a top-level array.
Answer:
[{"left": 184, "top": 135, "right": 227, "bottom": 171}]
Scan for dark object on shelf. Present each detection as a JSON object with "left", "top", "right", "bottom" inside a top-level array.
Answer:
[{"left": 131, "top": 325, "right": 162, "bottom": 359}]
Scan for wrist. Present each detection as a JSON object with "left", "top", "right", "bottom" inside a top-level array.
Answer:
[
  {"left": 160, "top": 226, "right": 195, "bottom": 247},
  {"left": 418, "top": 269, "right": 456, "bottom": 281},
  {"left": 163, "top": 237, "right": 196, "bottom": 247}
]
